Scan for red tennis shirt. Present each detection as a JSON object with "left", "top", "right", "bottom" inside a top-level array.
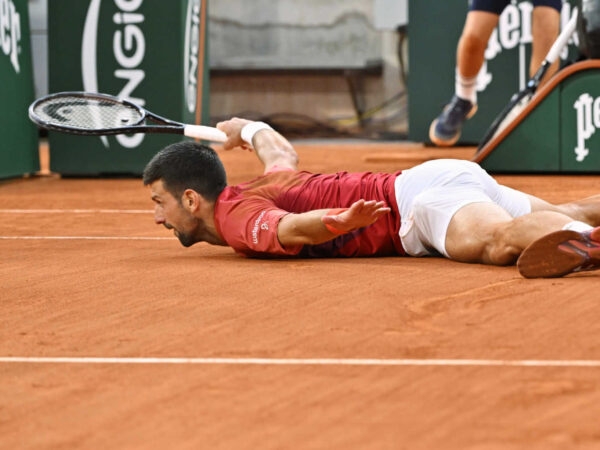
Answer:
[{"left": 214, "top": 169, "right": 405, "bottom": 258}]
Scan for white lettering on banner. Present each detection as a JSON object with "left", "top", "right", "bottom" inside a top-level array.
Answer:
[
  {"left": 82, "top": 0, "right": 146, "bottom": 149},
  {"left": 82, "top": 0, "right": 101, "bottom": 93},
  {"left": 184, "top": 0, "right": 201, "bottom": 114},
  {"left": 573, "top": 93, "right": 600, "bottom": 162},
  {"left": 477, "top": 2, "right": 577, "bottom": 92},
  {"left": 0, "top": 0, "right": 21, "bottom": 74},
  {"left": 82, "top": 0, "right": 109, "bottom": 147},
  {"left": 113, "top": 0, "right": 146, "bottom": 148}
]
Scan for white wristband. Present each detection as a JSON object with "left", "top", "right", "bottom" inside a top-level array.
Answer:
[{"left": 241, "top": 121, "right": 273, "bottom": 147}]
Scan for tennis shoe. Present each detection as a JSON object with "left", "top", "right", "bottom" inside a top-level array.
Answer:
[
  {"left": 429, "top": 95, "right": 477, "bottom": 147},
  {"left": 517, "top": 226, "right": 600, "bottom": 278}
]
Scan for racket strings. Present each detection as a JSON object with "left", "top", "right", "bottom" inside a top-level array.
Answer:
[{"left": 32, "top": 97, "right": 144, "bottom": 130}]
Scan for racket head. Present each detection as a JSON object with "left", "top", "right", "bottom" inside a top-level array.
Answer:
[{"left": 29, "top": 91, "right": 147, "bottom": 135}]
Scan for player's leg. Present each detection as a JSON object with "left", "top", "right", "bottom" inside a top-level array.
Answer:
[
  {"left": 429, "top": 1, "right": 504, "bottom": 147},
  {"left": 527, "top": 193, "right": 600, "bottom": 226},
  {"left": 445, "top": 202, "right": 575, "bottom": 265},
  {"left": 443, "top": 164, "right": 600, "bottom": 267},
  {"left": 396, "top": 159, "right": 529, "bottom": 262},
  {"left": 530, "top": 2, "right": 561, "bottom": 86},
  {"left": 515, "top": 193, "right": 600, "bottom": 277},
  {"left": 396, "top": 159, "right": 598, "bottom": 271},
  {"left": 444, "top": 185, "right": 600, "bottom": 277}
]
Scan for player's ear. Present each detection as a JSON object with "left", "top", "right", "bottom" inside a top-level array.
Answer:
[{"left": 182, "top": 189, "right": 200, "bottom": 212}]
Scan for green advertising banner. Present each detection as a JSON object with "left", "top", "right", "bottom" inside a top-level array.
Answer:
[
  {"left": 477, "top": 89, "right": 562, "bottom": 173},
  {"left": 560, "top": 67, "right": 600, "bottom": 171},
  {"left": 408, "top": 0, "right": 578, "bottom": 145},
  {"left": 475, "top": 61, "right": 600, "bottom": 173},
  {"left": 0, "top": 0, "right": 39, "bottom": 179},
  {"left": 48, "top": 0, "right": 210, "bottom": 176}
]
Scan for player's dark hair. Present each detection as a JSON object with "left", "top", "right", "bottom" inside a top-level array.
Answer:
[{"left": 143, "top": 141, "right": 227, "bottom": 202}]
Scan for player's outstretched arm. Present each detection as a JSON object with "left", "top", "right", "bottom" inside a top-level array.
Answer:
[
  {"left": 277, "top": 199, "right": 391, "bottom": 247},
  {"left": 216, "top": 117, "right": 298, "bottom": 173}
]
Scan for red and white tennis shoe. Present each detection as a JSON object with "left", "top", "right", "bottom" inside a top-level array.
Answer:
[{"left": 517, "top": 226, "right": 600, "bottom": 278}]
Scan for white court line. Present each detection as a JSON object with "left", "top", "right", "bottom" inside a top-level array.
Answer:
[
  {"left": 0, "top": 209, "right": 151, "bottom": 214},
  {"left": 1, "top": 357, "right": 600, "bottom": 367},
  {"left": 0, "top": 236, "right": 172, "bottom": 240}
]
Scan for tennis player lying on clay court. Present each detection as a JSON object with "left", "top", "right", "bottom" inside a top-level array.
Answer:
[{"left": 142, "top": 118, "right": 600, "bottom": 278}]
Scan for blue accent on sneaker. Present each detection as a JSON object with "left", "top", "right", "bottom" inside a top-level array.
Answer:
[{"left": 429, "top": 95, "right": 477, "bottom": 147}]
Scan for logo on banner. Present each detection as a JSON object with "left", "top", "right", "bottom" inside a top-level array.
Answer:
[
  {"left": 573, "top": 92, "right": 600, "bottom": 162},
  {"left": 184, "top": 0, "right": 201, "bottom": 114},
  {"left": 82, "top": 0, "right": 147, "bottom": 148},
  {"left": 1, "top": 0, "right": 21, "bottom": 74},
  {"left": 476, "top": 2, "right": 576, "bottom": 93}
]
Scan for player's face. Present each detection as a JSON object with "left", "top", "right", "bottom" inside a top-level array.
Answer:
[{"left": 150, "top": 180, "right": 200, "bottom": 247}]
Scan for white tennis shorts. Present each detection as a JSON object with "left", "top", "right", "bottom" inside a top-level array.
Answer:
[{"left": 394, "top": 159, "right": 531, "bottom": 257}]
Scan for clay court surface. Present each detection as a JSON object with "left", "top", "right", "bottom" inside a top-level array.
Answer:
[{"left": 1, "top": 141, "right": 600, "bottom": 450}]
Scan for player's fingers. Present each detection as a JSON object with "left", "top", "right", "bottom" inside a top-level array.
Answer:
[
  {"left": 360, "top": 200, "right": 387, "bottom": 213},
  {"left": 349, "top": 199, "right": 366, "bottom": 209},
  {"left": 374, "top": 207, "right": 391, "bottom": 216},
  {"left": 216, "top": 120, "right": 235, "bottom": 134},
  {"left": 221, "top": 139, "right": 238, "bottom": 151}
]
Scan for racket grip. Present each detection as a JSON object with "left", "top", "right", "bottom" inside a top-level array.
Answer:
[
  {"left": 545, "top": 7, "right": 578, "bottom": 63},
  {"left": 183, "top": 125, "right": 227, "bottom": 142}
]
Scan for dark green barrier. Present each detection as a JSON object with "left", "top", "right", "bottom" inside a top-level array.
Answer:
[
  {"left": 408, "top": 0, "right": 577, "bottom": 145},
  {"left": 477, "top": 60, "right": 600, "bottom": 172},
  {"left": 0, "top": 0, "right": 39, "bottom": 179},
  {"left": 561, "top": 65, "right": 600, "bottom": 171},
  {"left": 48, "top": 0, "right": 210, "bottom": 176}
]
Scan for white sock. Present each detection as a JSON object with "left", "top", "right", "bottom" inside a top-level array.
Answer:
[
  {"left": 562, "top": 221, "right": 593, "bottom": 232},
  {"left": 455, "top": 69, "right": 477, "bottom": 104}
]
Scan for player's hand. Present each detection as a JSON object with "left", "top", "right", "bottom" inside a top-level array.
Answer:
[
  {"left": 216, "top": 117, "right": 254, "bottom": 151},
  {"left": 321, "top": 200, "right": 390, "bottom": 233}
]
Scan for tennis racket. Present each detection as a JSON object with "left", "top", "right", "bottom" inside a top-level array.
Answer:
[
  {"left": 28, "top": 91, "right": 227, "bottom": 142},
  {"left": 476, "top": 6, "right": 579, "bottom": 153}
]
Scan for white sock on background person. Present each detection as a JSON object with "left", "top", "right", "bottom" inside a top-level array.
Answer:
[{"left": 455, "top": 69, "right": 478, "bottom": 104}]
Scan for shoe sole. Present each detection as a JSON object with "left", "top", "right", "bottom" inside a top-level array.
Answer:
[
  {"left": 517, "top": 228, "right": 600, "bottom": 278},
  {"left": 428, "top": 104, "right": 478, "bottom": 147}
]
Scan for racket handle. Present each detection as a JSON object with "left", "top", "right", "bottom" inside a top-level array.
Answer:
[
  {"left": 183, "top": 124, "right": 227, "bottom": 142},
  {"left": 545, "top": 7, "right": 578, "bottom": 64}
]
